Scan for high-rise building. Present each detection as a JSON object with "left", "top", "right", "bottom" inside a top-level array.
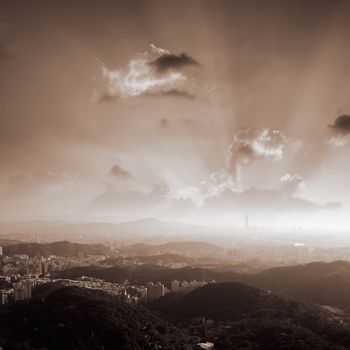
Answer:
[
  {"left": 41, "top": 261, "right": 49, "bottom": 276},
  {"left": 171, "top": 280, "right": 180, "bottom": 292},
  {"left": 24, "top": 280, "right": 32, "bottom": 299},
  {"left": 38, "top": 262, "right": 43, "bottom": 275},
  {"left": 0, "top": 246, "right": 3, "bottom": 256},
  {"left": 147, "top": 282, "right": 165, "bottom": 300},
  {"left": 13, "top": 280, "right": 32, "bottom": 301},
  {"left": 13, "top": 283, "right": 25, "bottom": 301},
  {"left": 0, "top": 290, "right": 8, "bottom": 305},
  {"left": 180, "top": 280, "right": 191, "bottom": 292}
]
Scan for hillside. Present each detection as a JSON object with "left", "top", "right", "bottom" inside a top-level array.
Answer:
[
  {"left": 103, "top": 253, "right": 198, "bottom": 266},
  {"left": 2, "top": 241, "right": 111, "bottom": 257},
  {"left": 149, "top": 282, "right": 350, "bottom": 349},
  {"left": 55, "top": 260, "right": 350, "bottom": 308},
  {"left": 2, "top": 281, "right": 350, "bottom": 349},
  {"left": 54, "top": 264, "right": 221, "bottom": 286},
  {"left": 149, "top": 282, "right": 307, "bottom": 321},
  {"left": 0, "top": 285, "right": 187, "bottom": 350},
  {"left": 123, "top": 241, "right": 225, "bottom": 258},
  {"left": 241, "top": 261, "right": 350, "bottom": 308}
]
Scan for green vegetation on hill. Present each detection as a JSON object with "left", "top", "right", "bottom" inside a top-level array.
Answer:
[
  {"left": 2, "top": 281, "right": 350, "bottom": 349},
  {"left": 0, "top": 284, "right": 187, "bottom": 350},
  {"left": 215, "top": 319, "right": 346, "bottom": 350},
  {"left": 56, "top": 260, "right": 350, "bottom": 308},
  {"left": 241, "top": 260, "right": 350, "bottom": 308},
  {"left": 149, "top": 282, "right": 350, "bottom": 349}
]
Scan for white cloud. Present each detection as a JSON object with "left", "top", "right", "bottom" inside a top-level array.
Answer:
[
  {"left": 228, "top": 127, "right": 286, "bottom": 167},
  {"left": 101, "top": 45, "right": 188, "bottom": 98},
  {"left": 280, "top": 173, "right": 305, "bottom": 194},
  {"left": 169, "top": 127, "right": 288, "bottom": 207},
  {"left": 327, "top": 135, "right": 350, "bottom": 148},
  {"left": 168, "top": 168, "right": 237, "bottom": 207}
]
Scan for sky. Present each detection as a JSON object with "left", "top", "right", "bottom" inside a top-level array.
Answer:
[{"left": 1, "top": 0, "right": 350, "bottom": 228}]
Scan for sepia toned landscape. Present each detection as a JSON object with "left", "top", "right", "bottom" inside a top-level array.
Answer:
[{"left": 2, "top": 0, "right": 350, "bottom": 349}]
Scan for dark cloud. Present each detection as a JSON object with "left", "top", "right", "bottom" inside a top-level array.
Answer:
[
  {"left": 109, "top": 165, "right": 131, "bottom": 179},
  {"left": 149, "top": 52, "right": 199, "bottom": 72},
  {"left": 160, "top": 89, "right": 195, "bottom": 99},
  {"left": 99, "top": 88, "right": 196, "bottom": 103},
  {"left": 143, "top": 89, "right": 196, "bottom": 100},
  {"left": 159, "top": 118, "right": 168, "bottom": 128},
  {"left": 329, "top": 114, "right": 350, "bottom": 134},
  {"left": 98, "top": 92, "right": 119, "bottom": 103}
]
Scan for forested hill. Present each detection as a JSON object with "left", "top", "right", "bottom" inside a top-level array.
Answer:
[
  {"left": 0, "top": 284, "right": 187, "bottom": 350},
  {"left": 55, "top": 260, "right": 350, "bottom": 308},
  {"left": 2, "top": 282, "right": 350, "bottom": 349},
  {"left": 149, "top": 282, "right": 350, "bottom": 349}
]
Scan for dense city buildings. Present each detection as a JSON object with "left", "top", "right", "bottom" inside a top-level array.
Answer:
[{"left": 147, "top": 282, "right": 165, "bottom": 300}]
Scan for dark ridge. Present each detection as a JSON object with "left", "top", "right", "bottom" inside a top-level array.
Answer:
[
  {"left": 3, "top": 240, "right": 111, "bottom": 257},
  {"left": 0, "top": 284, "right": 186, "bottom": 350}
]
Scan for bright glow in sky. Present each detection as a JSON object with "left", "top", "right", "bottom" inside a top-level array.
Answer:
[{"left": 1, "top": 0, "right": 350, "bottom": 229}]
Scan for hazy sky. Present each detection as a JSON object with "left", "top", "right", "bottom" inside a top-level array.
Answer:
[{"left": 1, "top": 0, "right": 350, "bottom": 228}]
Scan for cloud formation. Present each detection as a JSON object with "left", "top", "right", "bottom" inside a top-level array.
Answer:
[
  {"left": 327, "top": 115, "right": 350, "bottom": 147},
  {"left": 329, "top": 114, "right": 350, "bottom": 134},
  {"left": 109, "top": 165, "right": 131, "bottom": 179},
  {"left": 167, "top": 127, "right": 337, "bottom": 217},
  {"left": 159, "top": 118, "right": 168, "bottom": 128},
  {"left": 144, "top": 89, "right": 195, "bottom": 100},
  {"left": 101, "top": 45, "right": 199, "bottom": 99},
  {"left": 170, "top": 127, "right": 287, "bottom": 207},
  {"left": 328, "top": 135, "right": 350, "bottom": 148},
  {"left": 280, "top": 173, "right": 305, "bottom": 195},
  {"left": 148, "top": 52, "right": 199, "bottom": 72},
  {"left": 228, "top": 127, "right": 286, "bottom": 168},
  {"left": 227, "top": 127, "right": 286, "bottom": 189},
  {"left": 170, "top": 168, "right": 236, "bottom": 207}
]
